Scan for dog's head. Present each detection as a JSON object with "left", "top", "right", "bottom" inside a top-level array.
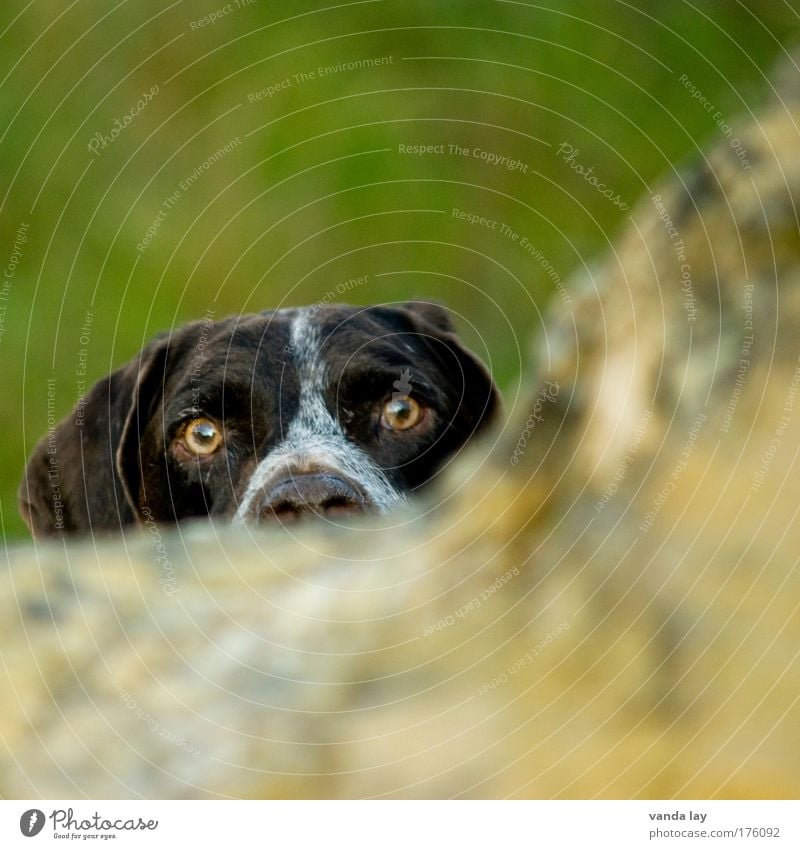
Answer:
[{"left": 20, "top": 302, "right": 500, "bottom": 535}]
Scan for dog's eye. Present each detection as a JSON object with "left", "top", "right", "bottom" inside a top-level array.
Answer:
[
  {"left": 181, "top": 418, "right": 222, "bottom": 455},
  {"left": 381, "top": 396, "right": 423, "bottom": 431}
]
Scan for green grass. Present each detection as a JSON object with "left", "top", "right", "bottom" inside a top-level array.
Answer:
[{"left": 2, "top": 0, "right": 798, "bottom": 538}]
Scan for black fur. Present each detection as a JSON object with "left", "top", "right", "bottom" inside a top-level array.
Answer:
[{"left": 19, "top": 303, "right": 500, "bottom": 537}]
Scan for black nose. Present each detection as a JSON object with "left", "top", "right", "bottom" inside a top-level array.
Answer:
[{"left": 259, "top": 473, "right": 366, "bottom": 523}]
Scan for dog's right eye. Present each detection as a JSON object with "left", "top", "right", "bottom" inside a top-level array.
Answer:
[
  {"left": 381, "top": 396, "right": 424, "bottom": 431},
  {"left": 179, "top": 417, "right": 223, "bottom": 456}
]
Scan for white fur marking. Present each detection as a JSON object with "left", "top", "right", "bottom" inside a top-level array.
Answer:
[{"left": 234, "top": 309, "right": 405, "bottom": 523}]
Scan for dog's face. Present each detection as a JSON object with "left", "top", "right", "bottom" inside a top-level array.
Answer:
[{"left": 20, "top": 302, "right": 499, "bottom": 535}]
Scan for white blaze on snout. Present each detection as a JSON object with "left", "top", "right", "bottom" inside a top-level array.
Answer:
[{"left": 233, "top": 309, "right": 406, "bottom": 523}]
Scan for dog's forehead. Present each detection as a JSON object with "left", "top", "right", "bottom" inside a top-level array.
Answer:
[
  {"left": 271, "top": 304, "right": 410, "bottom": 336},
  {"left": 161, "top": 314, "right": 290, "bottom": 399},
  {"left": 169, "top": 305, "right": 428, "bottom": 391},
  {"left": 188, "top": 313, "right": 290, "bottom": 368},
  {"left": 331, "top": 305, "right": 443, "bottom": 355},
  {"left": 271, "top": 304, "right": 428, "bottom": 363}
]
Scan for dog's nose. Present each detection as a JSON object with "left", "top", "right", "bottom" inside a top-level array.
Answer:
[{"left": 258, "top": 473, "right": 366, "bottom": 522}]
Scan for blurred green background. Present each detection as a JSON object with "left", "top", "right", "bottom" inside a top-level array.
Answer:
[{"left": 2, "top": 0, "right": 798, "bottom": 538}]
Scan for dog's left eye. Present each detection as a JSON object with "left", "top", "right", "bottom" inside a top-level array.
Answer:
[
  {"left": 381, "top": 396, "right": 423, "bottom": 431},
  {"left": 180, "top": 417, "right": 222, "bottom": 455}
]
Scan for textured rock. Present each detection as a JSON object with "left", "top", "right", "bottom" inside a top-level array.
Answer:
[{"left": 3, "top": 99, "right": 800, "bottom": 799}]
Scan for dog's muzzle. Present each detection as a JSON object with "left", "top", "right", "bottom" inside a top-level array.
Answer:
[
  {"left": 233, "top": 427, "right": 407, "bottom": 526},
  {"left": 256, "top": 470, "right": 367, "bottom": 523}
]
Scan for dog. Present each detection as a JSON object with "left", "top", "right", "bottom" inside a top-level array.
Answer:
[
  {"left": 18, "top": 302, "right": 499, "bottom": 537},
  {"left": 4, "top": 84, "right": 800, "bottom": 800}
]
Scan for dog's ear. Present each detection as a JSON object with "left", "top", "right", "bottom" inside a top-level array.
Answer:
[
  {"left": 17, "top": 434, "right": 68, "bottom": 537},
  {"left": 398, "top": 301, "right": 501, "bottom": 436},
  {"left": 115, "top": 336, "right": 172, "bottom": 522},
  {"left": 18, "top": 336, "right": 170, "bottom": 537}
]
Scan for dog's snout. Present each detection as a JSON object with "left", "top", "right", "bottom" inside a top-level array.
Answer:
[{"left": 258, "top": 472, "right": 366, "bottom": 522}]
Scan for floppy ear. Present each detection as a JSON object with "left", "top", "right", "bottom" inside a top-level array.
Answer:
[
  {"left": 17, "top": 432, "right": 70, "bottom": 537},
  {"left": 18, "top": 336, "right": 169, "bottom": 537},
  {"left": 399, "top": 301, "right": 501, "bottom": 436},
  {"left": 115, "top": 337, "right": 171, "bottom": 521}
]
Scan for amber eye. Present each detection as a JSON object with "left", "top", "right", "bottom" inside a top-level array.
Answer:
[
  {"left": 380, "top": 396, "right": 423, "bottom": 431},
  {"left": 180, "top": 417, "right": 222, "bottom": 456}
]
